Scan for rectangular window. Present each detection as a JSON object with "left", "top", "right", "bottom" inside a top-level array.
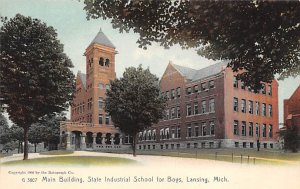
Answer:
[
  {"left": 241, "top": 99, "right": 246, "bottom": 113},
  {"left": 171, "top": 127, "right": 175, "bottom": 139},
  {"left": 193, "top": 85, "right": 199, "bottom": 93},
  {"left": 248, "top": 100, "right": 253, "bottom": 114},
  {"left": 261, "top": 84, "right": 266, "bottom": 94},
  {"left": 241, "top": 81, "right": 245, "bottom": 89},
  {"left": 262, "top": 103, "right": 266, "bottom": 116},
  {"left": 98, "top": 97, "right": 104, "bottom": 110},
  {"left": 165, "top": 91, "right": 170, "bottom": 100},
  {"left": 269, "top": 124, "right": 273, "bottom": 138},
  {"left": 210, "top": 121, "right": 215, "bottom": 135},
  {"left": 233, "top": 97, "right": 238, "bottom": 112},
  {"left": 201, "top": 83, "right": 207, "bottom": 91},
  {"left": 165, "top": 109, "right": 170, "bottom": 120},
  {"left": 194, "top": 103, "right": 199, "bottom": 115},
  {"left": 105, "top": 116, "right": 110, "bottom": 124},
  {"left": 234, "top": 120, "right": 239, "bottom": 135},
  {"left": 194, "top": 125, "right": 199, "bottom": 137},
  {"left": 171, "top": 107, "right": 175, "bottom": 119},
  {"left": 268, "top": 85, "right": 272, "bottom": 96},
  {"left": 177, "top": 106, "right": 181, "bottom": 118},
  {"left": 256, "top": 123, "right": 260, "bottom": 137},
  {"left": 176, "top": 87, "right": 181, "bottom": 97},
  {"left": 187, "top": 104, "right": 192, "bottom": 116},
  {"left": 187, "top": 126, "right": 192, "bottom": 138},
  {"left": 242, "top": 121, "right": 246, "bottom": 136},
  {"left": 233, "top": 76, "right": 238, "bottom": 88},
  {"left": 209, "top": 80, "right": 215, "bottom": 89},
  {"left": 171, "top": 89, "right": 175, "bottom": 99},
  {"left": 186, "top": 87, "right": 192, "bottom": 95},
  {"left": 268, "top": 104, "right": 272, "bottom": 117},
  {"left": 209, "top": 99, "right": 215, "bottom": 112},
  {"left": 249, "top": 122, "right": 253, "bottom": 136},
  {"left": 160, "top": 129, "right": 164, "bottom": 140},
  {"left": 262, "top": 124, "right": 266, "bottom": 137},
  {"left": 98, "top": 114, "right": 103, "bottom": 124},
  {"left": 201, "top": 100, "right": 206, "bottom": 113},
  {"left": 177, "top": 126, "right": 181, "bottom": 138},
  {"left": 202, "top": 122, "right": 207, "bottom": 136},
  {"left": 255, "top": 102, "right": 260, "bottom": 115}
]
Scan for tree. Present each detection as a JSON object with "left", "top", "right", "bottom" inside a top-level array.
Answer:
[
  {"left": 84, "top": 0, "right": 300, "bottom": 90},
  {"left": 28, "top": 124, "right": 45, "bottom": 153},
  {"left": 0, "top": 14, "right": 75, "bottom": 160},
  {"left": 105, "top": 65, "right": 166, "bottom": 156},
  {"left": 0, "top": 113, "right": 11, "bottom": 145},
  {"left": 278, "top": 126, "right": 300, "bottom": 153},
  {"left": 10, "top": 124, "right": 24, "bottom": 153}
]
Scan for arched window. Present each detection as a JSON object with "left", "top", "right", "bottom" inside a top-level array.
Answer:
[
  {"left": 105, "top": 58, "right": 110, "bottom": 67},
  {"left": 99, "top": 57, "right": 104, "bottom": 66}
]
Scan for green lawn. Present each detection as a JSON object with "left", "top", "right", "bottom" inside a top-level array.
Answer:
[
  {"left": 1, "top": 156, "right": 137, "bottom": 166},
  {"left": 39, "top": 150, "right": 74, "bottom": 156}
]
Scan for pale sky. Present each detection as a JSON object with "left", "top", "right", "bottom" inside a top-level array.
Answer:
[{"left": 1, "top": 0, "right": 299, "bottom": 124}]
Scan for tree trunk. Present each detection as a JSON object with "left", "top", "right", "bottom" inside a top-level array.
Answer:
[
  {"left": 132, "top": 134, "right": 136, "bottom": 157},
  {"left": 23, "top": 127, "right": 29, "bottom": 160},
  {"left": 34, "top": 143, "right": 37, "bottom": 153},
  {"left": 18, "top": 141, "right": 20, "bottom": 153}
]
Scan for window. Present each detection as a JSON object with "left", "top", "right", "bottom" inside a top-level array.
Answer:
[
  {"left": 201, "top": 83, "right": 207, "bottom": 91},
  {"left": 201, "top": 100, "right": 206, "bottom": 113},
  {"left": 233, "top": 97, "right": 238, "bottom": 112},
  {"left": 268, "top": 104, "right": 272, "bottom": 117},
  {"left": 268, "top": 85, "right": 272, "bottom": 96},
  {"left": 171, "top": 107, "right": 175, "bottom": 119},
  {"left": 209, "top": 80, "right": 215, "bottom": 89},
  {"left": 243, "top": 142, "right": 246, "bottom": 148},
  {"left": 262, "top": 124, "right": 266, "bottom": 137},
  {"left": 176, "top": 87, "right": 181, "bottom": 97},
  {"left": 99, "top": 57, "right": 104, "bottom": 66},
  {"left": 249, "top": 122, "right": 253, "bottom": 136},
  {"left": 209, "top": 99, "right": 215, "bottom": 112},
  {"left": 105, "top": 115, "right": 110, "bottom": 124},
  {"left": 98, "top": 97, "right": 104, "bottom": 110},
  {"left": 235, "top": 142, "right": 239, "bottom": 148},
  {"left": 98, "top": 114, "right": 103, "bottom": 124},
  {"left": 176, "top": 126, "right": 181, "bottom": 138},
  {"left": 187, "top": 126, "right": 192, "bottom": 137},
  {"left": 241, "top": 81, "right": 245, "bottom": 89},
  {"left": 194, "top": 103, "right": 199, "bottom": 115},
  {"left": 105, "top": 58, "right": 110, "bottom": 67},
  {"left": 193, "top": 85, "right": 199, "bottom": 93},
  {"left": 99, "top": 83, "right": 104, "bottom": 90},
  {"left": 165, "top": 109, "right": 169, "bottom": 120},
  {"left": 187, "top": 104, "right": 192, "bottom": 116},
  {"left": 202, "top": 122, "right": 207, "bottom": 136},
  {"left": 152, "top": 130, "right": 156, "bottom": 140},
  {"left": 195, "top": 125, "right": 199, "bottom": 137},
  {"left": 256, "top": 123, "right": 260, "bottom": 137},
  {"left": 269, "top": 125, "right": 273, "bottom": 138},
  {"left": 210, "top": 121, "right": 215, "bottom": 135},
  {"left": 165, "top": 128, "right": 170, "bottom": 139},
  {"left": 250, "top": 142, "right": 254, "bottom": 148},
  {"left": 165, "top": 91, "right": 169, "bottom": 100},
  {"left": 233, "top": 76, "right": 238, "bottom": 88},
  {"left": 242, "top": 121, "right": 246, "bottom": 136},
  {"left": 105, "top": 84, "right": 110, "bottom": 91},
  {"left": 171, "top": 127, "right": 175, "bottom": 139},
  {"left": 171, "top": 89, "right": 175, "bottom": 99},
  {"left": 248, "top": 100, "right": 253, "bottom": 114},
  {"left": 262, "top": 103, "right": 266, "bottom": 116},
  {"left": 233, "top": 120, "right": 239, "bottom": 135},
  {"left": 261, "top": 84, "right": 266, "bottom": 94},
  {"left": 255, "top": 102, "right": 260, "bottom": 115},
  {"left": 241, "top": 99, "right": 246, "bottom": 113},
  {"left": 186, "top": 87, "right": 192, "bottom": 95},
  {"left": 160, "top": 129, "right": 164, "bottom": 139},
  {"left": 176, "top": 106, "right": 181, "bottom": 118}
]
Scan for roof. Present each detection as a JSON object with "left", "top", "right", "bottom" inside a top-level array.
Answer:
[
  {"left": 78, "top": 72, "right": 86, "bottom": 89},
  {"left": 171, "top": 61, "right": 228, "bottom": 81},
  {"left": 89, "top": 28, "right": 116, "bottom": 48}
]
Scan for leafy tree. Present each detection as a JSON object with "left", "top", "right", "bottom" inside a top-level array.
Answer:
[
  {"left": 2, "top": 142, "right": 15, "bottom": 153},
  {"left": 278, "top": 126, "right": 300, "bottom": 153},
  {"left": 0, "top": 113, "right": 11, "bottom": 145},
  {"left": 10, "top": 124, "right": 24, "bottom": 153},
  {"left": 0, "top": 14, "right": 75, "bottom": 160},
  {"left": 84, "top": 0, "right": 300, "bottom": 90},
  {"left": 105, "top": 65, "right": 166, "bottom": 156},
  {"left": 28, "top": 124, "right": 45, "bottom": 153}
]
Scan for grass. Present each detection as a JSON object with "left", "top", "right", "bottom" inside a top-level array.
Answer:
[
  {"left": 1, "top": 156, "right": 137, "bottom": 166},
  {"left": 39, "top": 150, "right": 74, "bottom": 155},
  {"left": 0, "top": 153, "right": 12, "bottom": 158}
]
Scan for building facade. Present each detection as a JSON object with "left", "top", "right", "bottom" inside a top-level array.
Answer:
[
  {"left": 137, "top": 62, "right": 279, "bottom": 150},
  {"left": 284, "top": 85, "right": 300, "bottom": 135},
  {"left": 60, "top": 30, "right": 131, "bottom": 151}
]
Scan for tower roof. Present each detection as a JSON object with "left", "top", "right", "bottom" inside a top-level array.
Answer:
[{"left": 89, "top": 28, "right": 116, "bottom": 48}]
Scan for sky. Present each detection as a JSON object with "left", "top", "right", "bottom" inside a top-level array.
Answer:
[{"left": 1, "top": 0, "right": 299, "bottom": 124}]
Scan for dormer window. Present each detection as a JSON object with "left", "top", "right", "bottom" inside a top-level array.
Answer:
[
  {"left": 99, "top": 57, "right": 104, "bottom": 66},
  {"left": 105, "top": 58, "right": 110, "bottom": 67}
]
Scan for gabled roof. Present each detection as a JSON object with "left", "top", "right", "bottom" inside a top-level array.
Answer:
[
  {"left": 78, "top": 72, "right": 86, "bottom": 89},
  {"left": 171, "top": 61, "right": 228, "bottom": 82},
  {"left": 89, "top": 28, "right": 116, "bottom": 48}
]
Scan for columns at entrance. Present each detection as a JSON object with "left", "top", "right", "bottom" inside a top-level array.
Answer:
[
  {"left": 119, "top": 135, "right": 123, "bottom": 145},
  {"left": 66, "top": 131, "right": 72, "bottom": 150},
  {"left": 111, "top": 134, "right": 115, "bottom": 145},
  {"left": 101, "top": 133, "right": 106, "bottom": 145},
  {"left": 81, "top": 132, "right": 86, "bottom": 150},
  {"left": 92, "top": 133, "right": 97, "bottom": 148}
]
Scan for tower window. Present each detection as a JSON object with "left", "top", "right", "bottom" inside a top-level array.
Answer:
[
  {"left": 105, "top": 58, "right": 110, "bottom": 67},
  {"left": 99, "top": 57, "right": 104, "bottom": 66}
]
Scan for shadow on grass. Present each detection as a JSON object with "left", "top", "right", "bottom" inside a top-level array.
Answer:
[{"left": 2, "top": 156, "right": 138, "bottom": 167}]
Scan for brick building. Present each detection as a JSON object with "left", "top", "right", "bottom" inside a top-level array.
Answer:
[
  {"left": 137, "top": 62, "right": 279, "bottom": 150},
  {"left": 284, "top": 85, "right": 300, "bottom": 135},
  {"left": 60, "top": 30, "right": 131, "bottom": 150}
]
